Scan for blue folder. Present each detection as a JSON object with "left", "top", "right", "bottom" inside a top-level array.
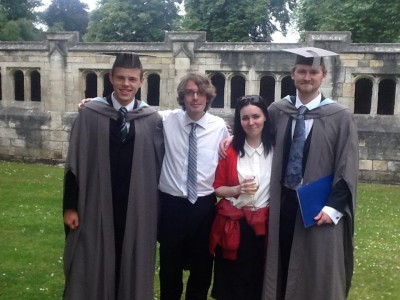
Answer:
[{"left": 296, "top": 174, "right": 334, "bottom": 228}]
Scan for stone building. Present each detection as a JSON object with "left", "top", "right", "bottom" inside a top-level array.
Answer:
[{"left": 0, "top": 31, "right": 399, "bottom": 183}]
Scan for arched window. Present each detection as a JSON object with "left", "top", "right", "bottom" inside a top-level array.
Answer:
[
  {"left": 31, "top": 71, "right": 41, "bottom": 102},
  {"left": 260, "top": 75, "right": 275, "bottom": 106},
  {"left": 14, "top": 70, "right": 24, "bottom": 101},
  {"left": 281, "top": 76, "right": 295, "bottom": 99},
  {"left": 103, "top": 73, "right": 113, "bottom": 97},
  {"left": 147, "top": 74, "right": 160, "bottom": 106},
  {"left": 230, "top": 75, "right": 245, "bottom": 108},
  {"left": 211, "top": 73, "right": 225, "bottom": 108},
  {"left": 354, "top": 78, "right": 372, "bottom": 114},
  {"left": 85, "top": 72, "right": 97, "bottom": 98},
  {"left": 378, "top": 79, "right": 395, "bottom": 115}
]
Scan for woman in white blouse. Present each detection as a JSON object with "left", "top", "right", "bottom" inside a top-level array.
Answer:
[{"left": 210, "top": 95, "right": 274, "bottom": 300}]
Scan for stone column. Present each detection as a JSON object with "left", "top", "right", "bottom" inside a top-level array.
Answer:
[
  {"left": 275, "top": 78, "right": 282, "bottom": 102},
  {"left": 45, "top": 32, "right": 79, "bottom": 112},
  {"left": 370, "top": 77, "right": 379, "bottom": 115},
  {"left": 97, "top": 71, "right": 104, "bottom": 97},
  {"left": 24, "top": 70, "right": 31, "bottom": 101},
  {"left": 394, "top": 77, "right": 400, "bottom": 115}
]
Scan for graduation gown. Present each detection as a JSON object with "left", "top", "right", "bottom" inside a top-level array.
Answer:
[
  {"left": 63, "top": 100, "right": 164, "bottom": 300},
  {"left": 262, "top": 97, "right": 358, "bottom": 300}
]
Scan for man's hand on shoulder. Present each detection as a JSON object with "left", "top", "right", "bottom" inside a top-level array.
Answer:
[
  {"left": 218, "top": 136, "right": 233, "bottom": 159},
  {"left": 78, "top": 98, "right": 93, "bottom": 112}
]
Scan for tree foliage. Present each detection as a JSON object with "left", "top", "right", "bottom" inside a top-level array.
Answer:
[
  {"left": 0, "top": 0, "right": 42, "bottom": 20},
  {"left": 0, "top": 0, "right": 43, "bottom": 40},
  {"left": 293, "top": 0, "right": 400, "bottom": 43},
  {"left": 83, "top": 0, "right": 181, "bottom": 42},
  {"left": 181, "top": 0, "right": 295, "bottom": 42},
  {"left": 42, "top": 0, "right": 89, "bottom": 38}
]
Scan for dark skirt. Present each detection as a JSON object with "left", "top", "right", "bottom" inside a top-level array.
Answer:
[{"left": 211, "top": 218, "right": 266, "bottom": 300}]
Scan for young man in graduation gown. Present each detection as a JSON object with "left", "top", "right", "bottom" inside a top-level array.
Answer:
[
  {"left": 262, "top": 47, "right": 359, "bottom": 300},
  {"left": 63, "top": 53, "right": 164, "bottom": 300}
]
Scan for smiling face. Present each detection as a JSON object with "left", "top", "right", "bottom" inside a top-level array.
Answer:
[
  {"left": 109, "top": 67, "right": 144, "bottom": 106},
  {"left": 240, "top": 104, "right": 266, "bottom": 139},
  {"left": 182, "top": 80, "right": 207, "bottom": 121},
  {"left": 292, "top": 64, "right": 327, "bottom": 103}
]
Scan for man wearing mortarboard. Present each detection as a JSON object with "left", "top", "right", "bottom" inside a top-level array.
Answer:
[
  {"left": 63, "top": 53, "right": 164, "bottom": 299},
  {"left": 261, "top": 47, "right": 358, "bottom": 300}
]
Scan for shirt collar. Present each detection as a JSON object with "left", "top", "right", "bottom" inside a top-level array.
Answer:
[
  {"left": 184, "top": 111, "right": 208, "bottom": 129},
  {"left": 295, "top": 93, "right": 321, "bottom": 111},
  {"left": 244, "top": 140, "right": 264, "bottom": 156},
  {"left": 111, "top": 92, "right": 136, "bottom": 111}
]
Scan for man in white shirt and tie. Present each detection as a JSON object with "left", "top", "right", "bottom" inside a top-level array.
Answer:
[{"left": 158, "top": 72, "right": 229, "bottom": 300}]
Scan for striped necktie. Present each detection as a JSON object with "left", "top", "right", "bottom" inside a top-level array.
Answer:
[
  {"left": 117, "top": 107, "right": 128, "bottom": 142},
  {"left": 187, "top": 123, "right": 198, "bottom": 204},
  {"left": 284, "top": 105, "right": 308, "bottom": 189}
]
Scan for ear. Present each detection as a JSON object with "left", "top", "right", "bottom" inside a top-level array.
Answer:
[{"left": 291, "top": 67, "right": 296, "bottom": 79}]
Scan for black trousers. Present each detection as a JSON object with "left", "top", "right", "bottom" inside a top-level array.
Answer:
[
  {"left": 158, "top": 191, "right": 216, "bottom": 300},
  {"left": 279, "top": 187, "right": 298, "bottom": 300}
]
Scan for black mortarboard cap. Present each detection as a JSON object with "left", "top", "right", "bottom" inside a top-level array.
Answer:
[
  {"left": 282, "top": 47, "right": 338, "bottom": 69},
  {"left": 110, "top": 52, "right": 142, "bottom": 69}
]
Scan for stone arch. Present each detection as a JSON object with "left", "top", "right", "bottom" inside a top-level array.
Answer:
[
  {"left": 210, "top": 72, "right": 225, "bottom": 108},
  {"left": 146, "top": 73, "right": 160, "bottom": 106},
  {"left": 230, "top": 73, "right": 246, "bottom": 109},
  {"left": 85, "top": 72, "right": 97, "bottom": 98},
  {"left": 14, "top": 70, "right": 24, "bottom": 101},
  {"left": 259, "top": 74, "right": 275, "bottom": 106},
  {"left": 354, "top": 77, "right": 373, "bottom": 114},
  {"left": 281, "top": 75, "right": 295, "bottom": 99},
  {"left": 377, "top": 78, "right": 396, "bottom": 115},
  {"left": 30, "top": 70, "right": 41, "bottom": 102}
]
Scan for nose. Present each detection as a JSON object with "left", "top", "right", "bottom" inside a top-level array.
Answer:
[
  {"left": 193, "top": 92, "right": 199, "bottom": 99},
  {"left": 304, "top": 72, "right": 312, "bottom": 80}
]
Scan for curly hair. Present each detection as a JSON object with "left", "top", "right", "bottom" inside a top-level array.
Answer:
[{"left": 176, "top": 72, "right": 216, "bottom": 111}]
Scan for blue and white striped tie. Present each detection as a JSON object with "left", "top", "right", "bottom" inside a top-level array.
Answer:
[
  {"left": 118, "top": 107, "right": 128, "bottom": 142},
  {"left": 187, "top": 123, "right": 198, "bottom": 204}
]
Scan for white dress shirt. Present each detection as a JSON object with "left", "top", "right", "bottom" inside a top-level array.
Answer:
[
  {"left": 294, "top": 94, "right": 343, "bottom": 224},
  {"left": 111, "top": 93, "right": 136, "bottom": 131},
  {"left": 158, "top": 109, "right": 230, "bottom": 198},
  {"left": 227, "top": 141, "right": 273, "bottom": 209}
]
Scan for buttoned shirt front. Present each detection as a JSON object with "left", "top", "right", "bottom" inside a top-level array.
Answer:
[
  {"left": 228, "top": 141, "right": 273, "bottom": 208},
  {"left": 158, "top": 109, "right": 229, "bottom": 197}
]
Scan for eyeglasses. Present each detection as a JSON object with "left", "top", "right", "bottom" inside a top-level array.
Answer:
[{"left": 183, "top": 89, "right": 204, "bottom": 97}]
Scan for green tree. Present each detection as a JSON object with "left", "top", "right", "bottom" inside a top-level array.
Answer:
[
  {"left": 42, "top": 0, "right": 89, "bottom": 38},
  {"left": 0, "top": 0, "right": 43, "bottom": 40},
  {"left": 84, "top": 0, "right": 181, "bottom": 42},
  {"left": 294, "top": 0, "right": 400, "bottom": 43},
  {"left": 182, "top": 0, "right": 295, "bottom": 42},
  {"left": 0, "top": 0, "right": 42, "bottom": 20}
]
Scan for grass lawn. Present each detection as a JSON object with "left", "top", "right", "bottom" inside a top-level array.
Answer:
[{"left": 0, "top": 161, "right": 399, "bottom": 299}]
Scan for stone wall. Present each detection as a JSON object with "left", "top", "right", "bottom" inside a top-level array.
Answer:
[{"left": 0, "top": 31, "right": 399, "bottom": 183}]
